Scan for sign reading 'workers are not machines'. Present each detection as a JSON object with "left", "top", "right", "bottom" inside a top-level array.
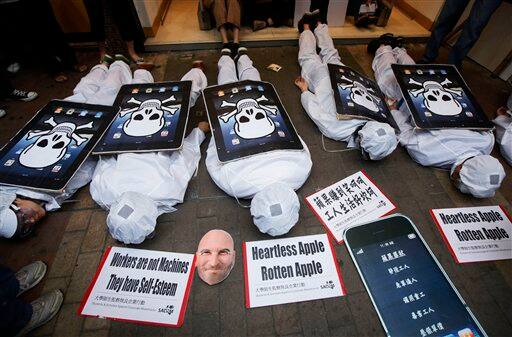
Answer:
[
  {"left": 431, "top": 206, "right": 512, "bottom": 263},
  {"left": 79, "top": 247, "right": 195, "bottom": 327},
  {"left": 243, "top": 234, "right": 346, "bottom": 308}
]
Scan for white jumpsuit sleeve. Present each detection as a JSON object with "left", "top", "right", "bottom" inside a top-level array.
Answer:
[{"left": 493, "top": 114, "right": 512, "bottom": 165}]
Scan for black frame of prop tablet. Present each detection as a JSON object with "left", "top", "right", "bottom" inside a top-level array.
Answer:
[
  {"left": 203, "top": 80, "right": 304, "bottom": 163},
  {"left": 92, "top": 81, "right": 192, "bottom": 155},
  {"left": 328, "top": 64, "right": 398, "bottom": 130},
  {"left": 391, "top": 64, "right": 493, "bottom": 130},
  {"left": 0, "top": 100, "right": 116, "bottom": 192}
]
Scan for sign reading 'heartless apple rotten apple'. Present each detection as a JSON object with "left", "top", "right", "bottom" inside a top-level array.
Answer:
[
  {"left": 431, "top": 206, "right": 512, "bottom": 263},
  {"left": 305, "top": 171, "right": 396, "bottom": 243},
  {"left": 243, "top": 234, "right": 346, "bottom": 308},
  {"left": 79, "top": 247, "right": 195, "bottom": 327}
]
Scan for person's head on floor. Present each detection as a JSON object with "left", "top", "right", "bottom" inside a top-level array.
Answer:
[
  {"left": 196, "top": 229, "right": 235, "bottom": 286},
  {"left": 107, "top": 191, "right": 158, "bottom": 244},
  {"left": 251, "top": 183, "right": 300, "bottom": 237},
  {"left": 450, "top": 155, "right": 506, "bottom": 198},
  {"left": 357, "top": 121, "right": 398, "bottom": 161},
  {"left": 0, "top": 192, "right": 46, "bottom": 239}
]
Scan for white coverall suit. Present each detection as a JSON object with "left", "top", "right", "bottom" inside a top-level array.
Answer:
[
  {"left": 90, "top": 64, "right": 208, "bottom": 215},
  {"left": 492, "top": 94, "right": 512, "bottom": 165},
  {"left": 372, "top": 45, "right": 495, "bottom": 169},
  {"left": 298, "top": 24, "right": 397, "bottom": 158},
  {"left": 205, "top": 54, "right": 313, "bottom": 199}
]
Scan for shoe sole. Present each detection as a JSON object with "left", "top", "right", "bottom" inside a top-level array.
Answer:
[
  {"left": 33, "top": 290, "right": 64, "bottom": 331},
  {"left": 17, "top": 262, "right": 47, "bottom": 296}
]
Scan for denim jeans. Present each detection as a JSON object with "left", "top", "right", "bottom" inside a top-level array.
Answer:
[
  {"left": 0, "top": 264, "right": 33, "bottom": 337},
  {"left": 422, "top": 0, "right": 502, "bottom": 67}
]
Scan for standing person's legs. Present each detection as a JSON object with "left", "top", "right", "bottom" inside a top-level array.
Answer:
[
  {"left": 314, "top": 23, "right": 342, "bottom": 66},
  {"left": 298, "top": 29, "right": 322, "bottom": 90},
  {"left": 421, "top": 0, "right": 469, "bottom": 63},
  {"left": 218, "top": 55, "right": 238, "bottom": 85},
  {"left": 226, "top": 0, "right": 241, "bottom": 29},
  {"left": 83, "top": 0, "right": 107, "bottom": 58},
  {"left": 448, "top": 0, "right": 502, "bottom": 68},
  {"left": 372, "top": 45, "right": 401, "bottom": 101},
  {"left": 0, "top": 265, "right": 33, "bottom": 337},
  {"left": 237, "top": 55, "right": 261, "bottom": 81},
  {"left": 181, "top": 68, "right": 208, "bottom": 107}
]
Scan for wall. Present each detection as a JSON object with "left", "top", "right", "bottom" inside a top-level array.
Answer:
[
  {"left": 134, "top": 0, "right": 164, "bottom": 28},
  {"left": 403, "top": 0, "right": 444, "bottom": 22}
]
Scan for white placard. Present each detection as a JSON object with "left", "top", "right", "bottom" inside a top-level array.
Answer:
[
  {"left": 243, "top": 234, "right": 346, "bottom": 308},
  {"left": 305, "top": 171, "right": 396, "bottom": 243},
  {"left": 79, "top": 247, "right": 195, "bottom": 327},
  {"left": 431, "top": 206, "right": 512, "bottom": 263}
]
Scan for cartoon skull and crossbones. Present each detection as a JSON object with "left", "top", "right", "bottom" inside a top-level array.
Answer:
[
  {"left": 408, "top": 78, "right": 463, "bottom": 116},
  {"left": 19, "top": 117, "right": 93, "bottom": 168},
  {"left": 120, "top": 96, "right": 180, "bottom": 137},
  {"left": 219, "top": 95, "right": 278, "bottom": 139},
  {"left": 338, "top": 75, "right": 381, "bottom": 112}
]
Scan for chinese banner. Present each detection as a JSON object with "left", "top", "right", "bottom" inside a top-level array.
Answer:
[{"left": 305, "top": 171, "right": 396, "bottom": 243}]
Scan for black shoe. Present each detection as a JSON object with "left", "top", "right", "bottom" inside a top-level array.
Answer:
[
  {"left": 367, "top": 33, "right": 396, "bottom": 55},
  {"left": 8, "top": 89, "right": 38, "bottom": 102},
  {"left": 394, "top": 36, "right": 406, "bottom": 49},
  {"left": 221, "top": 46, "right": 232, "bottom": 57},
  {"left": 298, "top": 9, "right": 320, "bottom": 33}
]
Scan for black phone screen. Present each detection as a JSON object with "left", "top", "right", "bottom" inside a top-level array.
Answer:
[{"left": 345, "top": 215, "right": 485, "bottom": 337}]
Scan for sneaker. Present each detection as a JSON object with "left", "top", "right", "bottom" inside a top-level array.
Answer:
[
  {"left": 230, "top": 43, "right": 240, "bottom": 58},
  {"left": 101, "top": 53, "right": 114, "bottom": 66},
  {"left": 221, "top": 48, "right": 232, "bottom": 57},
  {"left": 114, "top": 54, "right": 131, "bottom": 65},
  {"left": 298, "top": 9, "right": 320, "bottom": 33},
  {"left": 16, "top": 261, "right": 47, "bottom": 296},
  {"left": 15, "top": 290, "right": 63, "bottom": 337},
  {"left": 8, "top": 89, "right": 38, "bottom": 102},
  {"left": 7, "top": 62, "right": 21, "bottom": 73},
  {"left": 235, "top": 47, "right": 248, "bottom": 62},
  {"left": 367, "top": 33, "right": 397, "bottom": 55},
  {"left": 0, "top": 108, "right": 5, "bottom": 118}
]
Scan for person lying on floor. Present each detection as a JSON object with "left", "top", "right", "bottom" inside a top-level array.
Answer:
[
  {"left": 205, "top": 46, "right": 312, "bottom": 237},
  {"left": 90, "top": 61, "right": 210, "bottom": 244},
  {"left": 0, "top": 57, "right": 132, "bottom": 240},
  {"left": 493, "top": 95, "right": 512, "bottom": 166},
  {"left": 295, "top": 11, "right": 398, "bottom": 161},
  {"left": 368, "top": 33, "right": 506, "bottom": 198}
]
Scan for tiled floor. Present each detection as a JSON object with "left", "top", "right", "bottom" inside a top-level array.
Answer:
[{"left": 146, "top": 0, "right": 430, "bottom": 50}]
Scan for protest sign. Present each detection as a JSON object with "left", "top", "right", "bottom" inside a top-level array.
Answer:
[
  {"left": 79, "top": 247, "right": 195, "bottom": 327},
  {"left": 93, "top": 81, "right": 192, "bottom": 155},
  {"left": 305, "top": 171, "right": 396, "bottom": 244},
  {"left": 430, "top": 206, "right": 512, "bottom": 263},
  {"left": 203, "top": 80, "right": 303, "bottom": 163},
  {"left": 0, "top": 100, "right": 116, "bottom": 192},
  {"left": 243, "top": 234, "right": 346, "bottom": 308}
]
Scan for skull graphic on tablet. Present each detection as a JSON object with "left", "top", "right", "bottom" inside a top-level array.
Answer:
[
  {"left": 338, "top": 75, "right": 381, "bottom": 112},
  {"left": 120, "top": 96, "right": 179, "bottom": 137},
  {"left": 408, "top": 78, "right": 463, "bottom": 116},
  {"left": 219, "top": 95, "right": 278, "bottom": 139},
  {"left": 19, "top": 117, "right": 93, "bottom": 168}
]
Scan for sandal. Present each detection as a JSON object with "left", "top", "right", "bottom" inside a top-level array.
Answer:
[
  {"left": 73, "top": 64, "right": 88, "bottom": 73},
  {"left": 54, "top": 73, "right": 68, "bottom": 83}
]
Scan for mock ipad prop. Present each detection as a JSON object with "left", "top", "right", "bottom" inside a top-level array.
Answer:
[
  {"left": 391, "top": 64, "right": 493, "bottom": 130},
  {"left": 93, "top": 81, "right": 192, "bottom": 155},
  {"left": 329, "top": 64, "right": 397, "bottom": 129},
  {"left": 203, "top": 80, "right": 303, "bottom": 163},
  {"left": 0, "top": 100, "right": 116, "bottom": 192}
]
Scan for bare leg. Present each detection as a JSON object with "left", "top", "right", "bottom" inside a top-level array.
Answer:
[
  {"left": 219, "top": 26, "right": 229, "bottom": 44},
  {"left": 126, "top": 40, "right": 140, "bottom": 61},
  {"left": 233, "top": 27, "right": 240, "bottom": 44}
]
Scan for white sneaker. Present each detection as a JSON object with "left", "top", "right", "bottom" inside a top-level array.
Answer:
[
  {"left": 16, "top": 261, "right": 47, "bottom": 296},
  {"left": 0, "top": 108, "right": 6, "bottom": 118},
  {"left": 8, "top": 89, "right": 38, "bottom": 102},
  {"left": 15, "top": 289, "right": 64, "bottom": 337},
  {"left": 7, "top": 62, "right": 21, "bottom": 73}
]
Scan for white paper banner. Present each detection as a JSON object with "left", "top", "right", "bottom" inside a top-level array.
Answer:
[
  {"left": 431, "top": 206, "right": 512, "bottom": 263},
  {"left": 79, "top": 247, "right": 195, "bottom": 327},
  {"left": 305, "top": 170, "right": 396, "bottom": 243},
  {"left": 243, "top": 234, "right": 346, "bottom": 308}
]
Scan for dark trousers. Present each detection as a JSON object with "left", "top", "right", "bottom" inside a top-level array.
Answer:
[
  {"left": 249, "top": 0, "right": 295, "bottom": 27},
  {"left": 84, "top": 0, "right": 137, "bottom": 42},
  {"left": 0, "top": 264, "right": 33, "bottom": 337},
  {"left": 422, "top": 0, "right": 502, "bottom": 67}
]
